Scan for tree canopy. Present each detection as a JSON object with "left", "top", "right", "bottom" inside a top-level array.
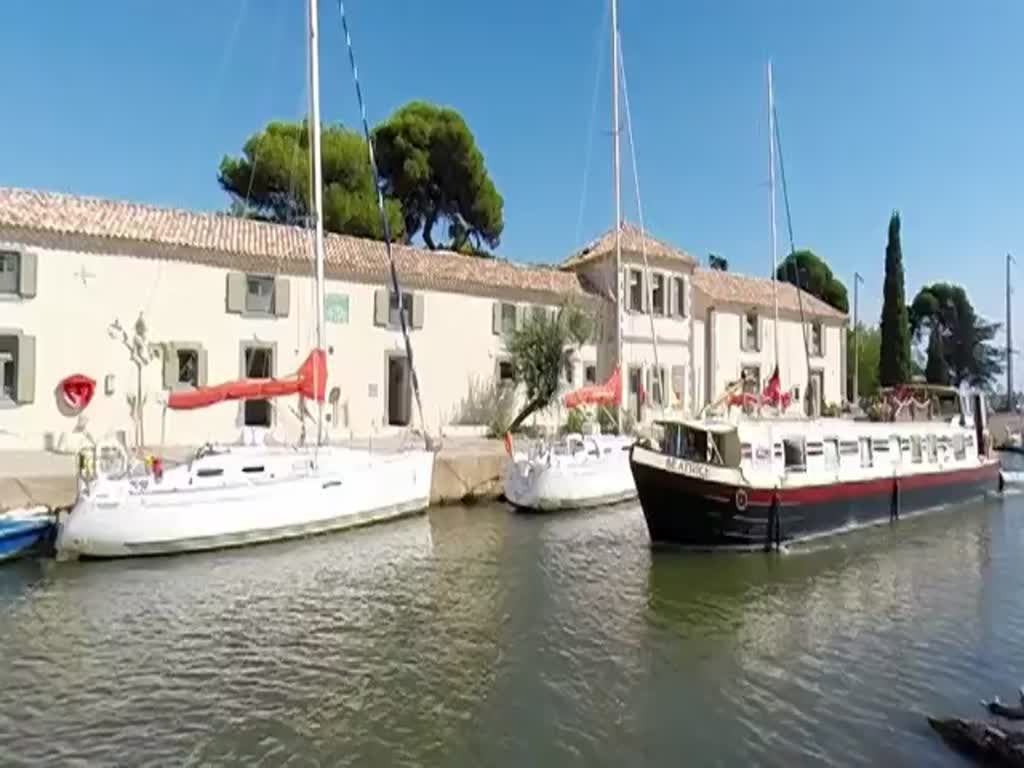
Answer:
[
  {"left": 909, "top": 282, "right": 1002, "bottom": 388},
  {"left": 879, "top": 211, "right": 912, "bottom": 386},
  {"left": 775, "top": 249, "right": 849, "bottom": 313},
  {"left": 709, "top": 254, "right": 728, "bottom": 271},
  {"left": 506, "top": 303, "right": 593, "bottom": 433},
  {"left": 218, "top": 120, "right": 405, "bottom": 240},
  {"left": 372, "top": 101, "right": 504, "bottom": 253}
]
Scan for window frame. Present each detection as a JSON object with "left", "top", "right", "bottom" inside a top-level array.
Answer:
[
  {"left": 810, "top": 321, "right": 824, "bottom": 357},
  {"left": 244, "top": 274, "right": 276, "bottom": 315}
]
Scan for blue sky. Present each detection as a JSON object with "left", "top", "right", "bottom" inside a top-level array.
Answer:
[{"left": 1, "top": 1, "right": 1021, "bottom": 367}]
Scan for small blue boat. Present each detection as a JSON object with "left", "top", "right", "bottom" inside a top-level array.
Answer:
[{"left": 0, "top": 512, "right": 55, "bottom": 562}]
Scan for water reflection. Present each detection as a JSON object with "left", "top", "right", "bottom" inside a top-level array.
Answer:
[{"left": 0, "top": 496, "right": 1021, "bottom": 766}]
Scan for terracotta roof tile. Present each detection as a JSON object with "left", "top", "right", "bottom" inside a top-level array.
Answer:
[
  {"left": 562, "top": 222, "right": 697, "bottom": 269},
  {"left": 0, "top": 187, "right": 588, "bottom": 300},
  {"left": 691, "top": 267, "right": 847, "bottom": 321}
]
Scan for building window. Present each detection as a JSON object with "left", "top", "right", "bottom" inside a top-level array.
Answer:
[
  {"left": 810, "top": 322, "right": 824, "bottom": 357},
  {"left": 651, "top": 273, "right": 665, "bottom": 316},
  {"left": 389, "top": 291, "right": 413, "bottom": 327},
  {"left": 673, "top": 276, "right": 686, "bottom": 317},
  {"left": 0, "top": 333, "right": 35, "bottom": 405},
  {"left": 741, "top": 364, "right": 761, "bottom": 395},
  {"left": 0, "top": 252, "right": 19, "bottom": 295},
  {"left": 742, "top": 311, "right": 759, "bottom": 351},
  {"left": 648, "top": 366, "right": 667, "bottom": 406},
  {"left": 501, "top": 302, "right": 517, "bottom": 335},
  {"left": 806, "top": 370, "right": 824, "bottom": 418},
  {"left": 177, "top": 349, "right": 199, "bottom": 387},
  {"left": 497, "top": 360, "right": 515, "bottom": 384},
  {"left": 0, "top": 351, "right": 13, "bottom": 402},
  {"left": 584, "top": 364, "right": 597, "bottom": 384},
  {"left": 563, "top": 355, "right": 575, "bottom": 385},
  {"left": 246, "top": 275, "right": 275, "bottom": 314},
  {"left": 628, "top": 269, "right": 643, "bottom": 311}
]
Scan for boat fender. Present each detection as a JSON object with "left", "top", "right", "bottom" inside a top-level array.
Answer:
[{"left": 735, "top": 488, "right": 748, "bottom": 512}]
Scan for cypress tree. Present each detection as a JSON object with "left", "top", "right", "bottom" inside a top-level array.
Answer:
[{"left": 879, "top": 211, "right": 912, "bottom": 386}]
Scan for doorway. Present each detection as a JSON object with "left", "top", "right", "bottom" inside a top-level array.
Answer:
[
  {"left": 243, "top": 344, "right": 274, "bottom": 427},
  {"left": 387, "top": 355, "right": 412, "bottom": 427},
  {"left": 628, "top": 365, "right": 643, "bottom": 424},
  {"left": 806, "top": 370, "right": 823, "bottom": 417}
]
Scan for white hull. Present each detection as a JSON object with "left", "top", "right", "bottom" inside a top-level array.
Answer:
[
  {"left": 504, "top": 434, "right": 636, "bottom": 511},
  {"left": 56, "top": 446, "right": 434, "bottom": 559}
]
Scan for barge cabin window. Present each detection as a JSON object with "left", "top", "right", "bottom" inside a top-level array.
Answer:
[
  {"left": 823, "top": 438, "right": 839, "bottom": 470},
  {"left": 657, "top": 421, "right": 740, "bottom": 468},
  {"left": 911, "top": 436, "right": 923, "bottom": 463},
  {"left": 783, "top": 438, "right": 807, "bottom": 473},
  {"left": 859, "top": 437, "right": 873, "bottom": 468}
]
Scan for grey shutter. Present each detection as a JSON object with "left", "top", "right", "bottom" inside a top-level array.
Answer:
[
  {"left": 18, "top": 251, "right": 37, "bottom": 298},
  {"left": 641, "top": 272, "right": 649, "bottom": 313},
  {"left": 197, "top": 347, "right": 209, "bottom": 386},
  {"left": 274, "top": 277, "right": 290, "bottom": 317},
  {"left": 668, "top": 276, "right": 676, "bottom": 317},
  {"left": 411, "top": 293, "right": 425, "bottom": 329},
  {"left": 162, "top": 344, "right": 179, "bottom": 389},
  {"left": 373, "top": 288, "right": 389, "bottom": 326},
  {"left": 516, "top": 304, "right": 526, "bottom": 329},
  {"left": 491, "top": 302, "right": 502, "bottom": 334},
  {"left": 226, "top": 272, "right": 246, "bottom": 313},
  {"left": 15, "top": 334, "right": 35, "bottom": 404}
]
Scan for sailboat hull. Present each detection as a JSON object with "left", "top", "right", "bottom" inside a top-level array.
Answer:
[{"left": 56, "top": 448, "right": 434, "bottom": 559}]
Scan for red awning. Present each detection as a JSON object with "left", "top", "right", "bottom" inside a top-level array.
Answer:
[
  {"left": 563, "top": 367, "right": 621, "bottom": 409},
  {"left": 167, "top": 349, "right": 327, "bottom": 411}
]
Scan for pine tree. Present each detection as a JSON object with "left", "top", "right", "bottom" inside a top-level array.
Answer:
[{"left": 879, "top": 211, "right": 912, "bottom": 386}]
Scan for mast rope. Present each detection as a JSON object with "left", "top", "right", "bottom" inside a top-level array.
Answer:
[
  {"left": 336, "top": 1, "right": 433, "bottom": 450},
  {"left": 772, "top": 103, "right": 814, "bottom": 405},
  {"left": 617, "top": 33, "right": 664, "bottom": 418}
]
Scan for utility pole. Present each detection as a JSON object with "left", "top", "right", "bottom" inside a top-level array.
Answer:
[
  {"left": 852, "top": 272, "right": 863, "bottom": 405},
  {"left": 1008, "top": 253, "right": 1015, "bottom": 412}
]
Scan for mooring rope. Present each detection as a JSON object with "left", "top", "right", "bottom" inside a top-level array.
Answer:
[{"left": 335, "top": 1, "right": 432, "bottom": 450}]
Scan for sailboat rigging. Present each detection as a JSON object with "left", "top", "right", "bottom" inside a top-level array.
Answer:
[{"left": 54, "top": 0, "right": 435, "bottom": 559}]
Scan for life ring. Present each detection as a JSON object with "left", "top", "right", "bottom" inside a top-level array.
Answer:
[
  {"left": 60, "top": 374, "right": 96, "bottom": 412},
  {"left": 735, "top": 488, "right": 748, "bottom": 512}
]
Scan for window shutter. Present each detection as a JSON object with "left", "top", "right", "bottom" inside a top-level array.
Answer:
[
  {"left": 668, "top": 277, "right": 676, "bottom": 317},
  {"left": 373, "top": 288, "right": 389, "bottom": 326},
  {"left": 18, "top": 251, "right": 37, "bottom": 298},
  {"left": 226, "top": 272, "right": 246, "bottom": 313},
  {"left": 491, "top": 302, "right": 502, "bottom": 334},
  {"left": 516, "top": 304, "right": 526, "bottom": 329},
  {"left": 640, "top": 272, "right": 648, "bottom": 313},
  {"left": 273, "top": 277, "right": 290, "bottom": 317},
  {"left": 15, "top": 334, "right": 35, "bottom": 404},
  {"left": 197, "top": 348, "right": 209, "bottom": 387},
  {"left": 162, "top": 344, "right": 180, "bottom": 389},
  {"left": 411, "top": 294, "right": 425, "bottom": 329}
]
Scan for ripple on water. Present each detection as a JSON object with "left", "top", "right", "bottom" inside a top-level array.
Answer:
[{"left": 2, "top": 497, "right": 1024, "bottom": 766}]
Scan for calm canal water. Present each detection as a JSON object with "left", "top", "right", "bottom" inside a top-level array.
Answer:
[{"left": 2, "top": 488, "right": 1024, "bottom": 766}]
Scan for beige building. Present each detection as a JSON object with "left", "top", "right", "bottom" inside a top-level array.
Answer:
[{"left": 0, "top": 187, "right": 846, "bottom": 454}]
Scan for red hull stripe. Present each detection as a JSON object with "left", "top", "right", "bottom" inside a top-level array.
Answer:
[{"left": 659, "top": 462, "right": 1001, "bottom": 506}]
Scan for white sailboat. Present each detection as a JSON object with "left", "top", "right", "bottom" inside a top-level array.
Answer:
[
  {"left": 503, "top": 0, "right": 641, "bottom": 511},
  {"left": 55, "top": 0, "right": 435, "bottom": 559}
]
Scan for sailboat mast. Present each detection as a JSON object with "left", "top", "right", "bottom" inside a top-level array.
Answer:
[
  {"left": 768, "top": 60, "right": 780, "bottom": 381},
  {"left": 611, "top": 0, "right": 623, "bottom": 433},
  {"left": 307, "top": 0, "right": 327, "bottom": 445}
]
